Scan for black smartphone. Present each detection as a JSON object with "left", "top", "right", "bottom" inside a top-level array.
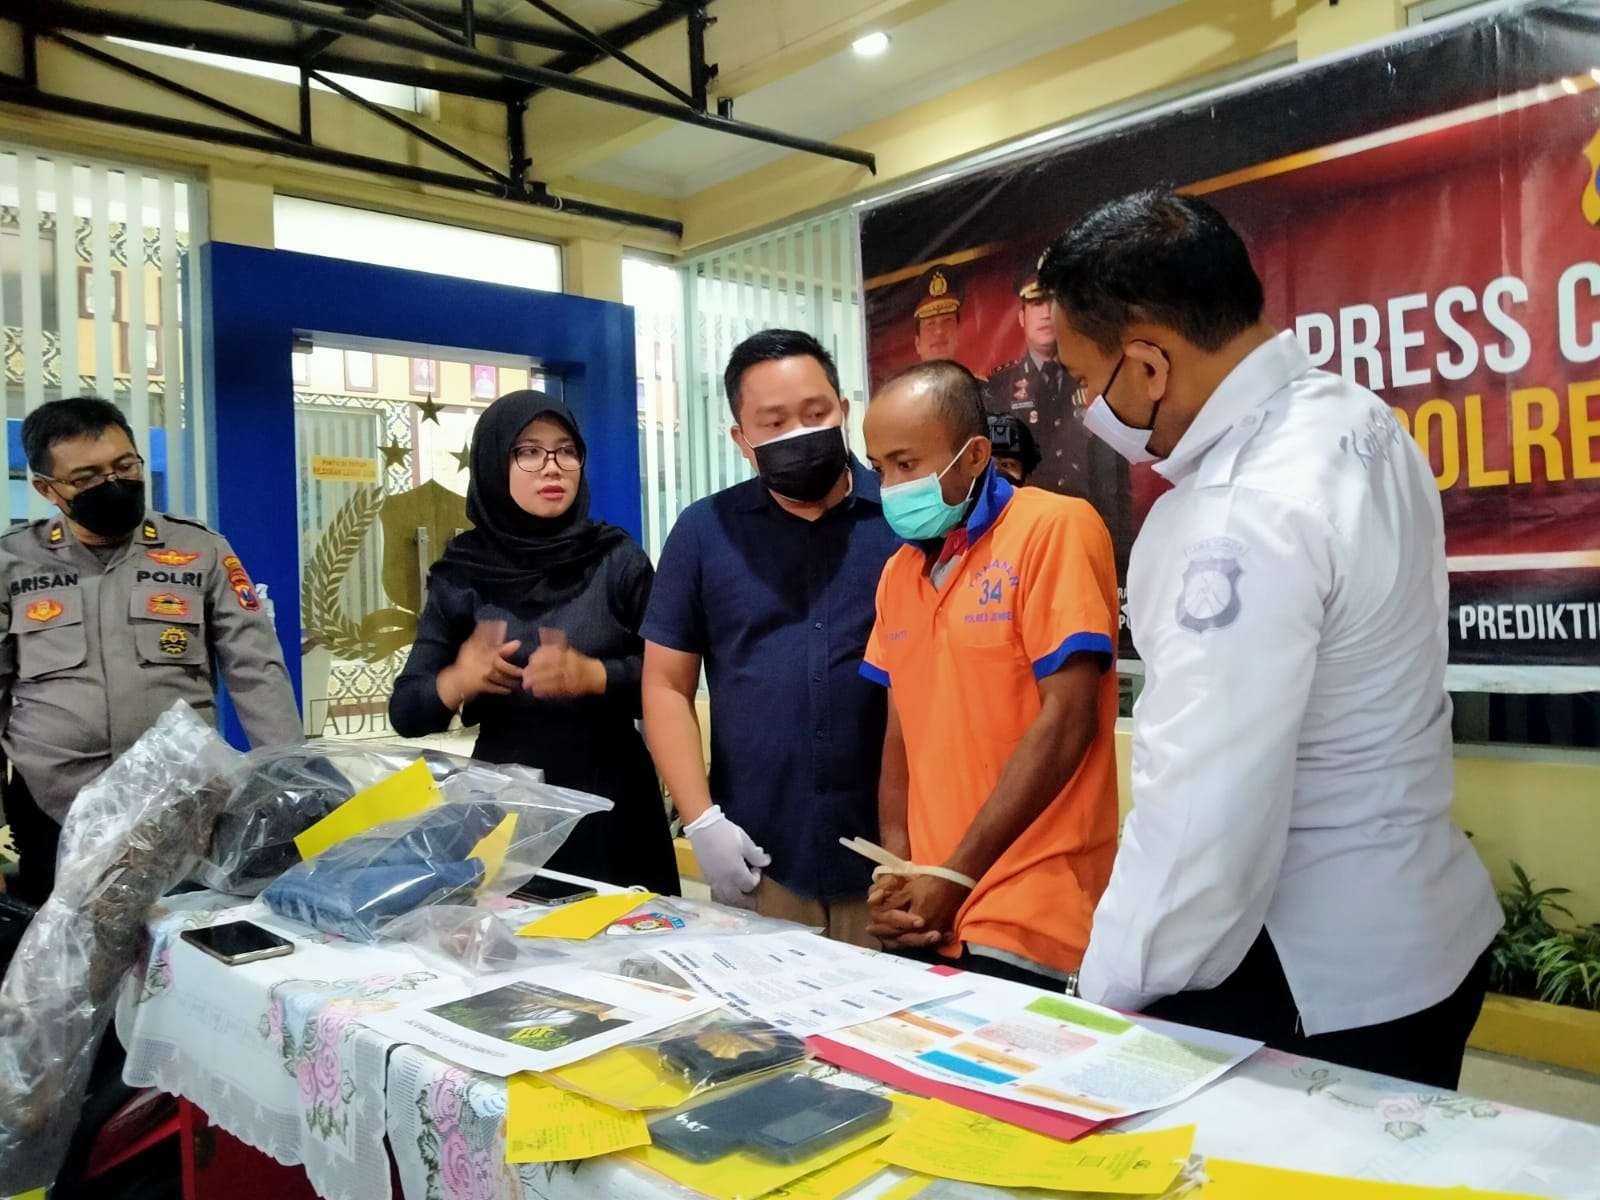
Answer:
[
  {"left": 510, "top": 876, "right": 599, "bottom": 906},
  {"left": 745, "top": 1088, "right": 892, "bottom": 1163},
  {"left": 181, "top": 920, "right": 295, "bottom": 966},
  {"left": 648, "top": 1073, "right": 885, "bottom": 1165}
]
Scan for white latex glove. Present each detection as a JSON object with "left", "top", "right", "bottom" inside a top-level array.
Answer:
[{"left": 684, "top": 805, "right": 771, "bottom": 910}]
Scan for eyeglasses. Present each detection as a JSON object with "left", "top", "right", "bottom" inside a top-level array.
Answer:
[
  {"left": 512, "top": 444, "right": 582, "bottom": 474},
  {"left": 38, "top": 455, "right": 145, "bottom": 491}
]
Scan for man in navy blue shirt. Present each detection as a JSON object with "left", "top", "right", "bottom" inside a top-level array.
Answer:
[{"left": 641, "top": 330, "right": 900, "bottom": 944}]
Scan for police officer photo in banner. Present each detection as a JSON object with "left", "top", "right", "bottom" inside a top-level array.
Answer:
[{"left": 859, "top": 0, "right": 1600, "bottom": 691}]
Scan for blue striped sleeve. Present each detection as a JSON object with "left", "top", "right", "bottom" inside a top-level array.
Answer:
[{"left": 1031, "top": 631, "right": 1114, "bottom": 680}]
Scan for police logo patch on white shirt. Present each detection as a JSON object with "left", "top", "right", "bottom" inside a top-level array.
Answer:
[{"left": 1177, "top": 538, "right": 1246, "bottom": 633}]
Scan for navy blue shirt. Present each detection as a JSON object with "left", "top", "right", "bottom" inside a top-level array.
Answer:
[{"left": 641, "top": 458, "right": 901, "bottom": 901}]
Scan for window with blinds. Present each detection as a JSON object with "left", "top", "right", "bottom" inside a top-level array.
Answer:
[
  {"left": 0, "top": 142, "right": 208, "bottom": 525},
  {"left": 626, "top": 212, "right": 868, "bottom": 560}
]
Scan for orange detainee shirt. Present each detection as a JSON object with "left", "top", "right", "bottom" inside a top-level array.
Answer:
[{"left": 862, "top": 471, "right": 1120, "bottom": 976}]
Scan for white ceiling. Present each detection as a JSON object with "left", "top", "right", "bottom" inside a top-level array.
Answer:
[{"left": 574, "top": 0, "right": 1183, "bottom": 198}]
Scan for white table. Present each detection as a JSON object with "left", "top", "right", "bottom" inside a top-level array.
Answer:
[{"left": 120, "top": 887, "right": 1600, "bottom": 1200}]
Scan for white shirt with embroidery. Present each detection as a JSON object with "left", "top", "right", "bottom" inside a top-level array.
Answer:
[{"left": 1079, "top": 331, "right": 1502, "bottom": 1036}]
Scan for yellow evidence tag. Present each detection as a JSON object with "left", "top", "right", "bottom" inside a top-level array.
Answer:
[
  {"left": 293, "top": 758, "right": 443, "bottom": 861},
  {"left": 516, "top": 892, "right": 656, "bottom": 940}
]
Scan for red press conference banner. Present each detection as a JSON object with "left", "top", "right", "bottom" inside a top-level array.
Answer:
[{"left": 859, "top": 4, "right": 1600, "bottom": 689}]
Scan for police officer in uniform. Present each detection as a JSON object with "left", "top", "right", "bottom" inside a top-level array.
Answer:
[
  {"left": 911, "top": 263, "right": 967, "bottom": 366},
  {"left": 987, "top": 268, "right": 1133, "bottom": 576},
  {"left": 0, "top": 397, "right": 301, "bottom": 903},
  {"left": 1042, "top": 189, "right": 1498, "bottom": 1089}
]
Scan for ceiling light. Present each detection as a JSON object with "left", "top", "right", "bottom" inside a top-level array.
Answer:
[{"left": 852, "top": 31, "right": 890, "bottom": 58}]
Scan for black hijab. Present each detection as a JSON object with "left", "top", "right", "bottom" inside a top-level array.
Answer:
[{"left": 433, "top": 390, "right": 630, "bottom": 607}]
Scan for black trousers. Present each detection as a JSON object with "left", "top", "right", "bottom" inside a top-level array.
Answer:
[
  {"left": 894, "top": 945, "right": 1069, "bottom": 993},
  {"left": 1142, "top": 930, "right": 1492, "bottom": 1090},
  {"left": 4, "top": 767, "right": 61, "bottom": 906}
]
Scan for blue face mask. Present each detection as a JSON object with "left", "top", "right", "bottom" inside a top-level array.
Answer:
[{"left": 880, "top": 438, "right": 977, "bottom": 541}]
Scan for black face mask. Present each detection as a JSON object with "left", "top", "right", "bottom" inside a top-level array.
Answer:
[
  {"left": 750, "top": 425, "right": 849, "bottom": 503},
  {"left": 66, "top": 478, "right": 146, "bottom": 539}
]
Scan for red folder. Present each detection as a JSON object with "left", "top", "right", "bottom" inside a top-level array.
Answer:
[{"left": 805, "top": 1034, "right": 1106, "bottom": 1141}]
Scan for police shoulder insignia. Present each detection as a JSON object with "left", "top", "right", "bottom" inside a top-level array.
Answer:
[
  {"left": 25, "top": 598, "right": 63, "bottom": 624},
  {"left": 1176, "top": 538, "right": 1247, "bottom": 634},
  {"left": 147, "top": 548, "right": 201, "bottom": 567},
  {"left": 142, "top": 521, "right": 160, "bottom": 542},
  {"left": 47, "top": 523, "right": 64, "bottom": 545},
  {"left": 223, "top": 554, "right": 261, "bottom": 611},
  {"left": 158, "top": 626, "right": 189, "bottom": 656}
]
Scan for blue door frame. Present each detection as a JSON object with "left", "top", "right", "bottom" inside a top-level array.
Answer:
[{"left": 203, "top": 241, "right": 639, "bottom": 730}]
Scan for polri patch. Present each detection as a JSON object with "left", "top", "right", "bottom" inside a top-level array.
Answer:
[
  {"left": 1176, "top": 538, "right": 1247, "bottom": 634},
  {"left": 148, "top": 592, "right": 189, "bottom": 619},
  {"left": 25, "top": 598, "right": 63, "bottom": 624},
  {"left": 147, "top": 548, "right": 200, "bottom": 567},
  {"left": 158, "top": 626, "right": 189, "bottom": 656}
]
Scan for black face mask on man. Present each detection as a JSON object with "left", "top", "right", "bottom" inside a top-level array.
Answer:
[
  {"left": 750, "top": 424, "right": 849, "bottom": 502},
  {"left": 66, "top": 478, "right": 147, "bottom": 539}
]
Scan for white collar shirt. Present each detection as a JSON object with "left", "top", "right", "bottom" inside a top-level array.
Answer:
[{"left": 1078, "top": 331, "right": 1502, "bottom": 1036}]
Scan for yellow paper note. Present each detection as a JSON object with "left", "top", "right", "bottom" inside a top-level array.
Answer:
[
  {"left": 293, "top": 758, "right": 442, "bottom": 861},
  {"left": 767, "top": 1142, "right": 891, "bottom": 1199},
  {"left": 1201, "top": 1160, "right": 1547, "bottom": 1199},
  {"left": 878, "top": 1100, "right": 1194, "bottom": 1195},
  {"left": 516, "top": 891, "right": 655, "bottom": 940},
  {"left": 469, "top": 813, "right": 517, "bottom": 892},
  {"left": 628, "top": 1095, "right": 914, "bottom": 1200},
  {"left": 546, "top": 1044, "right": 699, "bottom": 1111},
  {"left": 505, "top": 1073, "right": 650, "bottom": 1163}
]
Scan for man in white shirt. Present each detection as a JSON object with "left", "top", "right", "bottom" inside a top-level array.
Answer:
[{"left": 1039, "top": 189, "right": 1501, "bottom": 1089}]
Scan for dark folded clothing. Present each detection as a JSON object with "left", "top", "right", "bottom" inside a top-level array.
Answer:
[{"left": 263, "top": 858, "right": 485, "bottom": 942}]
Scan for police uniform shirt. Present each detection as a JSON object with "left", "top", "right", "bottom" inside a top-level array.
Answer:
[
  {"left": 1078, "top": 331, "right": 1501, "bottom": 1036},
  {"left": 0, "top": 511, "right": 302, "bottom": 820}
]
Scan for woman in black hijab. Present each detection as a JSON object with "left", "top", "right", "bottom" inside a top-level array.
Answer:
[{"left": 390, "top": 390, "right": 678, "bottom": 895}]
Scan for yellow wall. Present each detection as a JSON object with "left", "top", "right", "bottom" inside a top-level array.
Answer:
[{"left": 1112, "top": 728, "right": 1600, "bottom": 927}]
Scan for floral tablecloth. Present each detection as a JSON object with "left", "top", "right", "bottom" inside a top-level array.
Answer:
[
  {"left": 117, "top": 891, "right": 462, "bottom": 1200},
  {"left": 123, "top": 891, "right": 1600, "bottom": 1200},
  {"left": 385, "top": 1036, "right": 1600, "bottom": 1200}
]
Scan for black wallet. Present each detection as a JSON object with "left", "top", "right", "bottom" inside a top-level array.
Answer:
[{"left": 657, "top": 1020, "right": 807, "bottom": 1088}]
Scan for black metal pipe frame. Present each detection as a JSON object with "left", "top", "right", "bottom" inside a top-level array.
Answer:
[
  {"left": 302, "top": 0, "right": 588, "bottom": 54},
  {"left": 48, "top": 31, "right": 299, "bottom": 142},
  {"left": 532, "top": 2, "right": 690, "bottom": 86},
  {"left": 309, "top": 66, "right": 509, "bottom": 185},
  {"left": 30, "top": 1, "right": 515, "bottom": 100},
  {"left": 520, "top": 0, "right": 695, "bottom": 109},
  {"left": 0, "top": 81, "right": 684, "bottom": 236},
  {"left": 368, "top": 0, "right": 467, "bottom": 47},
  {"left": 201, "top": 0, "right": 876, "bottom": 171},
  {"left": 687, "top": 4, "right": 714, "bottom": 112}
]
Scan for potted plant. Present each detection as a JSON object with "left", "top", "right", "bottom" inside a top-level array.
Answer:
[{"left": 1469, "top": 862, "right": 1600, "bottom": 1074}]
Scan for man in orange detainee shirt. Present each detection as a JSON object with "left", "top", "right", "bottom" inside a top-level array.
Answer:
[{"left": 862, "top": 360, "right": 1120, "bottom": 991}]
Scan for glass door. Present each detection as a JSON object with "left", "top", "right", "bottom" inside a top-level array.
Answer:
[{"left": 292, "top": 340, "right": 546, "bottom": 741}]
